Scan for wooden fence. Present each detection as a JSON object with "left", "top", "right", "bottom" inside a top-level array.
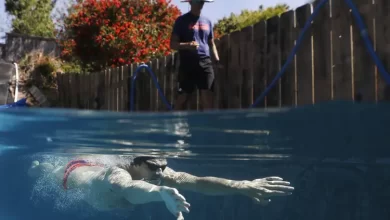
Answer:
[{"left": 57, "top": 0, "right": 390, "bottom": 112}]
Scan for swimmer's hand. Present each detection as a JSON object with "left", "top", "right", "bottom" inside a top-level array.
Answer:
[
  {"left": 159, "top": 186, "right": 190, "bottom": 220},
  {"left": 239, "top": 176, "right": 294, "bottom": 206}
]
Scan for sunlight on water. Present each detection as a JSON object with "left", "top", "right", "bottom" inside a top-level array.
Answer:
[
  {"left": 0, "top": 101, "right": 389, "bottom": 162},
  {"left": 0, "top": 106, "right": 293, "bottom": 160}
]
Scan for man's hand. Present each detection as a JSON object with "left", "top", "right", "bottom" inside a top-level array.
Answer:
[
  {"left": 188, "top": 41, "right": 199, "bottom": 50},
  {"left": 238, "top": 176, "right": 294, "bottom": 206},
  {"left": 159, "top": 186, "right": 190, "bottom": 220},
  {"left": 214, "top": 60, "right": 224, "bottom": 69}
]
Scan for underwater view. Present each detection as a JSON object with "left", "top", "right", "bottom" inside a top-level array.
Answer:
[{"left": 0, "top": 101, "right": 390, "bottom": 220}]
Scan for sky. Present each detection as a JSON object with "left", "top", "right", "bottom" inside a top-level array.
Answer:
[
  {"left": 172, "top": 0, "right": 308, "bottom": 23},
  {"left": 0, "top": 0, "right": 308, "bottom": 41}
]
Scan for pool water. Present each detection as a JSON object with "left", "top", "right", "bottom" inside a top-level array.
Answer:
[{"left": 0, "top": 101, "right": 389, "bottom": 220}]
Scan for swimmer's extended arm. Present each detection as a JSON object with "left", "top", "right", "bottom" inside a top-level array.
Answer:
[
  {"left": 161, "top": 167, "right": 294, "bottom": 202},
  {"left": 161, "top": 167, "right": 243, "bottom": 196}
]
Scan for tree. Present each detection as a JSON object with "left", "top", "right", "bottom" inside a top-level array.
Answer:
[
  {"left": 57, "top": 0, "right": 181, "bottom": 71},
  {"left": 214, "top": 4, "right": 289, "bottom": 38},
  {"left": 5, "top": 0, "right": 56, "bottom": 38}
]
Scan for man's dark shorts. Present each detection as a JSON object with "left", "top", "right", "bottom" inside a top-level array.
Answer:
[{"left": 177, "top": 58, "right": 215, "bottom": 95}]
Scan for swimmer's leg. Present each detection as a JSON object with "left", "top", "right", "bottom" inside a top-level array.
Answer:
[
  {"left": 27, "top": 160, "right": 66, "bottom": 182},
  {"left": 28, "top": 160, "right": 103, "bottom": 190},
  {"left": 28, "top": 161, "right": 54, "bottom": 178}
]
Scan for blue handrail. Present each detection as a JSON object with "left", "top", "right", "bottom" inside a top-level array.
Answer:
[
  {"left": 130, "top": 64, "right": 173, "bottom": 111},
  {"left": 0, "top": 98, "right": 28, "bottom": 109}
]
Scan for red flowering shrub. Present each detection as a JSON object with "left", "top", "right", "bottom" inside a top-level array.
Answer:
[{"left": 58, "top": 0, "right": 181, "bottom": 70}]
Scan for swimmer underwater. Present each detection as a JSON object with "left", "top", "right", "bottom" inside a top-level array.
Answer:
[{"left": 28, "top": 155, "right": 295, "bottom": 220}]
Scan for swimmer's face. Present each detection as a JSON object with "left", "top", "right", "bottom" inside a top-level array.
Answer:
[{"left": 138, "top": 160, "right": 167, "bottom": 180}]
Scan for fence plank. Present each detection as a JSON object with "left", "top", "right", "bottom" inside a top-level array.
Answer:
[
  {"left": 266, "top": 15, "right": 281, "bottom": 107},
  {"left": 69, "top": 74, "right": 77, "bottom": 108},
  {"left": 129, "top": 64, "right": 137, "bottom": 111},
  {"left": 158, "top": 57, "right": 166, "bottom": 111},
  {"left": 351, "top": 0, "right": 376, "bottom": 102},
  {"left": 212, "top": 39, "right": 220, "bottom": 109},
  {"left": 67, "top": 74, "right": 72, "bottom": 108},
  {"left": 79, "top": 74, "right": 85, "bottom": 109},
  {"left": 124, "top": 64, "right": 131, "bottom": 111},
  {"left": 296, "top": 4, "right": 314, "bottom": 105},
  {"left": 145, "top": 61, "right": 152, "bottom": 111},
  {"left": 103, "top": 69, "right": 109, "bottom": 110},
  {"left": 374, "top": 0, "right": 390, "bottom": 101},
  {"left": 313, "top": 1, "right": 332, "bottom": 104},
  {"left": 119, "top": 65, "right": 125, "bottom": 111},
  {"left": 83, "top": 74, "right": 88, "bottom": 108},
  {"left": 133, "top": 63, "right": 143, "bottom": 111},
  {"left": 118, "top": 66, "right": 123, "bottom": 111},
  {"left": 116, "top": 67, "right": 120, "bottom": 111},
  {"left": 152, "top": 59, "right": 160, "bottom": 111},
  {"left": 96, "top": 71, "right": 102, "bottom": 110},
  {"left": 240, "top": 26, "right": 254, "bottom": 108},
  {"left": 110, "top": 67, "right": 118, "bottom": 111},
  {"left": 332, "top": 0, "right": 353, "bottom": 101},
  {"left": 279, "top": 10, "right": 297, "bottom": 106},
  {"left": 61, "top": 74, "right": 67, "bottom": 108},
  {"left": 83, "top": 74, "right": 89, "bottom": 109},
  {"left": 149, "top": 60, "right": 156, "bottom": 111},
  {"left": 165, "top": 54, "right": 174, "bottom": 110},
  {"left": 172, "top": 52, "right": 180, "bottom": 109},
  {"left": 252, "top": 21, "right": 267, "bottom": 108},
  {"left": 217, "top": 34, "right": 229, "bottom": 109},
  {"left": 56, "top": 74, "right": 63, "bottom": 107},
  {"left": 110, "top": 67, "right": 115, "bottom": 111},
  {"left": 228, "top": 30, "right": 241, "bottom": 109},
  {"left": 78, "top": 74, "right": 83, "bottom": 108},
  {"left": 90, "top": 72, "right": 98, "bottom": 110},
  {"left": 111, "top": 67, "right": 119, "bottom": 111}
]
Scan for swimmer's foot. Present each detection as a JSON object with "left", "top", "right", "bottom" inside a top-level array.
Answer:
[
  {"left": 28, "top": 160, "right": 41, "bottom": 178},
  {"left": 27, "top": 160, "right": 54, "bottom": 178}
]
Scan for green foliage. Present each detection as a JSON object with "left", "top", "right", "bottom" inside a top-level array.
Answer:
[
  {"left": 214, "top": 4, "right": 289, "bottom": 37},
  {"left": 60, "top": 58, "right": 92, "bottom": 74},
  {"left": 5, "top": 0, "right": 56, "bottom": 38}
]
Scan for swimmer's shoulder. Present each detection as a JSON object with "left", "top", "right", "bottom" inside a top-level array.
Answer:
[{"left": 106, "top": 166, "right": 132, "bottom": 178}]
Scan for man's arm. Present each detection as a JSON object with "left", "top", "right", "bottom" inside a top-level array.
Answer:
[
  {"left": 209, "top": 38, "right": 220, "bottom": 62},
  {"left": 208, "top": 21, "right": 220, "bottom": 62}
]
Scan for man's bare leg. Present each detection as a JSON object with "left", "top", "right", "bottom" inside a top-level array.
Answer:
[
  {"left": 174, "top": 94, "right": 191, "bottom": 111},
  {"left": 200, "top": 90, "right": 213, "bottom": 110}
]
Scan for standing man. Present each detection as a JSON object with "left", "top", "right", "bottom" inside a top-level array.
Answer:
[{"left": 170, "top": 0, "right": 219, "bottom": 111}]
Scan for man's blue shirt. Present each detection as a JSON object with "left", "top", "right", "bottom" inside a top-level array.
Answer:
[{"left": 172, "top": 12, "right": 214, "bottom": 61}]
